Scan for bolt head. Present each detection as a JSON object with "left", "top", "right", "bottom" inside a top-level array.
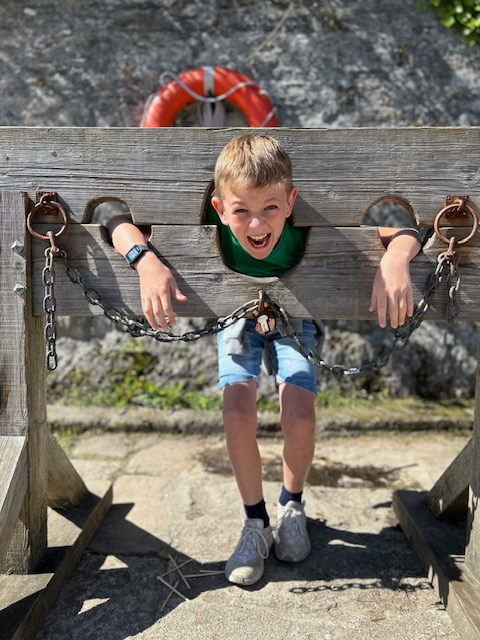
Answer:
[{"left": 11, "top": 240, "right": 25, "bottom": 255}]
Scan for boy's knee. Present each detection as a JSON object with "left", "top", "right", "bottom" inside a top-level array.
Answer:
[
  {"left": 223, "top": 403, "right": 255, "bottom": 430},
  {"left": 281, "top": 404, "right": 316, "bottom": 438}
]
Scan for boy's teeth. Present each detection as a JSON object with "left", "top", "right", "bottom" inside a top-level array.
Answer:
[{"left": 249, "top": 234, "right": 269, "bottom": 247}]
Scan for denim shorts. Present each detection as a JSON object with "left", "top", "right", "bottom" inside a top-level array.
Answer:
[{"left": 217, "top": 319, "right": 318, "bottom": 396}]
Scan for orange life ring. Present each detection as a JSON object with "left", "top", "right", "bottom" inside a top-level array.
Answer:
[{"left": 141, "top": 66, "right": 279, "bottom": 128}]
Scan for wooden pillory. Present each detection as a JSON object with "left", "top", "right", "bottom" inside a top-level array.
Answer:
[{"left": 1, "top": 126, "right": 480, "bottom": 639}]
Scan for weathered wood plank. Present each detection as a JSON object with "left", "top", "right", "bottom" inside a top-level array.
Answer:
[
  {"left": 0, "top": 191, "right": 30, "bottom": 437},
  {"left": 30, "top": 223, "right": 480, "bottom": 321},
  {"left": 0, "top": 437, "right": 27, "bottom": 565},
  {"left": 425, "top": 437, "right": 471, "bottom": 520},
  {"left": 47, "top": 430, "right": 88, "bottom": 509},
  {"left": 465, "top": 329, "right": 480, "bottom": 577},
  {"left": 0, "top": 482, "right": 112, "bottom": 640},
  {"left": 393, "top": 490, "right": 480, "bottom": 640},
  {"left": 1, "top": 127, "right": 480, "bottom": 226},
  {"left": 0, "top": 191, "right": 48, "bottom": 573}
]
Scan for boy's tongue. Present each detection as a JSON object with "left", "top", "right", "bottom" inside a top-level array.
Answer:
[{"left": 248, "top": 233, "right": 270, "bottom": 249}]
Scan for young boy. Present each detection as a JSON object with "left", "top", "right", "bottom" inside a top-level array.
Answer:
[{"left": 108, "top": 133, "right": 421, "bottom": 586}]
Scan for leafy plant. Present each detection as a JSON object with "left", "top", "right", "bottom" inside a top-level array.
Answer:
[
  {"left": 61, "top": 374, "right": 224, "bottom": 411},
  {"left": 429, "top": 0, "right": 480, "bottom": 44}
]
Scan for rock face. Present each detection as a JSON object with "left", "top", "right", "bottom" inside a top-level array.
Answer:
[
  {"left": 2, "top": 1, "right": 480, "bottom": 128},
  {"left": 2, "top": 0, "right": 480, "bottom": 401}
]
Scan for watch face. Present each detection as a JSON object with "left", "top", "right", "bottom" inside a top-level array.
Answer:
[
  {"left": 126, "top": 244, "right": 148, "bottom": 266},
  {"left": 130, "top": 246, "right": 142, "bottom": 261}
]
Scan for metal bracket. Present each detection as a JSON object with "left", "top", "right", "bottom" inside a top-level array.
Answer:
[
  {"left": 36, "top": 191, "right": 58, "bottom": 204},
  {"left": 444, "top": 195, "right": 469, "bottom": 219}
]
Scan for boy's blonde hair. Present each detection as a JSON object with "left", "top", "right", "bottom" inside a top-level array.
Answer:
[{"left": 214, "top": 133, "right": 293, "bottom": 199}]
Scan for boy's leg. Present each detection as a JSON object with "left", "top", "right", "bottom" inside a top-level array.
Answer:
[
  {"left": 222, "top": 381, "right": 263, "bottom": 507},
  {"left": 222, "top": 381, "right": 273, "bottom": 585},
  {"left": 269, "top": 320, "right": 318, "bottom": 563},
  {"left": 279, "top": 383, "right": 316, "bottom": 495},
  {"left": 274, "top": 383, "right": 315, "bottom": 563},
  {"left": 217, "top": 324, "right": 273, "bottom": 585}
]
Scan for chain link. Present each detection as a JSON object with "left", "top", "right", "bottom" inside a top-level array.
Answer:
[
  {"left": 42, "top": 248, "right": 58, "bottom": 370},
  {"left": 264, "top": 252, "right": 460, "bottom": 378},
  {"left": 41, "top": 248, "right": 460, "bottom": 375}
]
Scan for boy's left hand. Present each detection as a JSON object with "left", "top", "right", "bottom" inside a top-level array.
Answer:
[
  {"left": 370, "top": 228, "right": 422, "bottom": 328},
  {"left": 369, "top": 248, "right": 415, "bottom": 329}
]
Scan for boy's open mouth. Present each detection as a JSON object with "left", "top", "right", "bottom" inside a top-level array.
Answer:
[{"left": 248, "top": 233, "right": 271, "bottom": 249}]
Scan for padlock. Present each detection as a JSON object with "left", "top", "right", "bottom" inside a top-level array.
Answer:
[{"left": 253, "top": 303, "right": 276, "bottom": 335}]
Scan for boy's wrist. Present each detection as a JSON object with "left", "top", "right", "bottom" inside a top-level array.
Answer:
[
  {"left": 134, "top": 250, "right": 162, "bottom": 272},
  {"left": 386, "top": 232, "right": 421, "bottom": 262},
  {"left": 125, "top": 244, "right": 151, "bottom": 268}
]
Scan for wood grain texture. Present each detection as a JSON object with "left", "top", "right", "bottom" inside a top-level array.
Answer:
[
  {"left": 1, "top": 127, "right": 480, "bottom": 226},
  {"left": 47, "top": 430, "right": 88, "bottom": 509},
  {"left": 0, "top": 437, "right": 27, "bottom": 565},
  {"left": 29, "top": 223, "right": 480, "bottom": 320},
  {"left": 0, "top": 191, "right": 48, "bottom": 572},
  {"left": 465, "top": 334, "right": 480, "bottom": 575},
  {"left": 425, "top": 437, "right": 471, "bottom": 519},
  {"left": 0, "top": 191, "right": 29, "bottom": 436},
  {"left": 393, "top": 490, "right": 480, "bottom": 640}
]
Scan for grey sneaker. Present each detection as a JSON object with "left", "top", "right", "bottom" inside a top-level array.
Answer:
[
  {"left": 274, "top": 500, "right": 311, "bottom": 562},
  {"left": 225, "top": 518, "right": 273, "bottom": 585}
]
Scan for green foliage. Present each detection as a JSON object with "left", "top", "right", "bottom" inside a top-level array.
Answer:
[
  {"left": 429, "top": 0, "right": 480, "bottom": 44},
  {"left": 314, "top": 383, "right": 380, "bottom": 408},
  {"left": 62, "top": 375, "right": 224, "bottom": 412},
  {"left": 59, "top": 368, "right": 379, "bottom": 413}
]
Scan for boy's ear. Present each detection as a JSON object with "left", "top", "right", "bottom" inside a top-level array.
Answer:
[
  {"left": 211, "top": 195, "right": 229, "bottom": 226},
  {"left": 286, "top": 186, "right": 299, "bottom": 217}
]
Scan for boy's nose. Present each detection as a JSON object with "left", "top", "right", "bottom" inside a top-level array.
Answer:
[{"left": 250, "top": 213, "right": 266, "bottom": 227}]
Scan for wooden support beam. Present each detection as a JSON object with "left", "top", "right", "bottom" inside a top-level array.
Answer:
[
  {"left": 425, "top": 437, "right": 472, "bottom": 520},
  {"left": 395, "top": 327, "right": 480, "bottom": 639},
  {"left": 47, "top": 430, "right": 89, "bottom": 509},
  {"left": 1, "top": 127, "right": 480, "bottom": 226},
  {"left": 0, "top": 191, "right": 48, "bottom": 573},
  {"left": 393, "top": 490, "right": 480, "bottom": 640},
  {"left": 30, "top": 223, "right": 480, "bottom": 321},
  {"left": 465, "top": 331, "right": 480, "bottom": 574},
  {"left": 0, "top": 437, "right": 27, "bottom": 565},
  {"left": 0, "top": 482, "right": 112, "bottom": 640}
]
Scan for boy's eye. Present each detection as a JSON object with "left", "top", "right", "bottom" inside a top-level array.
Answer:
[
  {"left": 234, "top": 208, "right": 248, "bottom": 214},
  {"left": 265, "top": 205, "right": 278, "bottom": 211}
]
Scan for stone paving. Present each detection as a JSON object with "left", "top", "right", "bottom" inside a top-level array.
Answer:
[{"left": 36, "top": 429, "right": 469, "bottom": 640}]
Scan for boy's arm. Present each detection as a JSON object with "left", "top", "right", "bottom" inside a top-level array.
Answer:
[
  {"left": 369, "top": 227, "right": 422, "bottom": 329},
  {"left": 107, "top": 215, "right": 187, "bottom": 330}
]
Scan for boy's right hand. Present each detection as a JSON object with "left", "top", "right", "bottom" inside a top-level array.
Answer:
[{"left": 135, "top": 252, "right": 187, "bottom": 330}]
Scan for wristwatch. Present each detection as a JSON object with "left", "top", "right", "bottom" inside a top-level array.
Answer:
[{"left": 125, "top": 244, "right": 151, "bottom": 268}]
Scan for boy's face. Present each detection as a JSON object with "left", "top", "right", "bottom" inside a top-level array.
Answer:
[{"left": 211, "top": 183, "right": 298, "bottom": 260}]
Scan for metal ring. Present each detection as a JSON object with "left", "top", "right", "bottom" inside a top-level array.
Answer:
[
  {"left": 27, "top": 200, "right": 69, "bottom": 242},
  {"left": 433, "top": 201, "right": 478, "bottom": 245}
]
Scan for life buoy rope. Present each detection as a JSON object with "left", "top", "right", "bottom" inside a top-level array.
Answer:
[{"left": 141, "top": 66, "right": 279, "bottom": 128}]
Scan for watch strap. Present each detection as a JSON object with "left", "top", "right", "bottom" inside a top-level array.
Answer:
[{"left": 125, "top": 244, "right": 151, "bottom": 268}]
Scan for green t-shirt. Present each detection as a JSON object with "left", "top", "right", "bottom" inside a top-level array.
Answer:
[{"left": 206, "top": 204, "right": 307, "bottom": 277}]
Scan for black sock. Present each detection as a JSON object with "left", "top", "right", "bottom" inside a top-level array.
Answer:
[
  {"left": 279, "top": 485, "right": 303, "bottom": 506},
  {"left": 244, "top": 499, "right": 270, "bottom": 528}
]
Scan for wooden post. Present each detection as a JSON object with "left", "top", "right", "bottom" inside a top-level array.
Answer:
[
  {"left": 0, "top": 190, "right": 112, "bottom": 640},
  {"left": 392, "top": 330, "right": 480, "bottom": 639},
  {"left": 0, "top": 191, "right": 48, "bottom": 573},
  {"left": 465, "top": 330, "right": 480, "bottom": 573}
]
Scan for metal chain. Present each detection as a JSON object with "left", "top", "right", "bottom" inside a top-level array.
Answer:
[
  {"left": 42, "top": 248, "right": 459, "bottom": 376},
  {"left": 265, "top": 252, "right": 460, "bottom": 378},
  {"left": 42, "top": 248, "right": 58, "bottom": 371},
  {"left": 42, "top": 248, "right": 258, "bottom": 370}
]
